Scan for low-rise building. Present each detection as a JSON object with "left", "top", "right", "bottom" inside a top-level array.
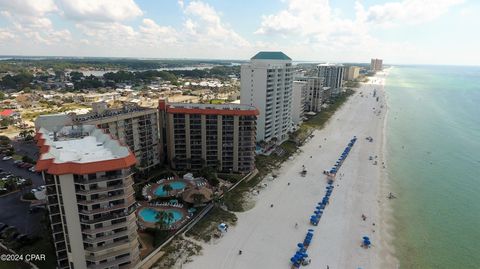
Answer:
[{"left": 158, "top": 99, "right": 258, "bottom": 173}]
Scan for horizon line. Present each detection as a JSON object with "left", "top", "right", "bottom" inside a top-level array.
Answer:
[{"left": 1, "top": 54, "right": 479, "bottom": 68}]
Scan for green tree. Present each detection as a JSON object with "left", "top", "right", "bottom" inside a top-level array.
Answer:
[
  {"left": 162, "top": 184, "right": 173, "bottom": 196},
  {"left": 156, "top": 211, "right": 175, "bottom": 229}
]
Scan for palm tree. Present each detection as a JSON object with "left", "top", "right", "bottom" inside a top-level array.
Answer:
[
  {"left": 155, "top": 211, "right": 168, "bottom": 229},
  {"left": 156, "top": 211, "right": 175, "bottom": 229},
  {"left": 162, "top": 184, "right": 173, "bottom": 196}
]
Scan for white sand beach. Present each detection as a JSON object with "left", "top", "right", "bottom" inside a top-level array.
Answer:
[{"left": 183, "top": 72, "right": 398, "bottom": 269}]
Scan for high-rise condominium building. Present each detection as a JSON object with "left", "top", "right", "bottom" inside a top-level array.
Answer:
[
  {"left": 370, "top": 59, "right": 383, "bottom": 71},
  {"left": 345, "top": 66, "right": 361, "bottom": 81},
  {"left": 292, "top": 81, "right": 307, "bottom": 125},
  {"left": 35, "top": 118, "right": 139, "bottom": 269},
  {"left": 240, "top": 51, "right": 293, "bottom": 144},
  {"left": 295, "top": 76, "right": 326, "bottom": 112},
  {"left": 317, "top": 63, "right": 345, "bottom": 89},
  {"left": 71, "top": 102, "right": 161, "bottom": 171},
  {"left": 158, "top": 99, "right": 258, "bottom": 173}
]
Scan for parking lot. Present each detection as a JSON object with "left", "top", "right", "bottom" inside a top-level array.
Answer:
[{"left": 0, "top": 140, "right": 44, "bottom": 235}]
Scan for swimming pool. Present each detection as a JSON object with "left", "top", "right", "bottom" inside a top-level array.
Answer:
[
  {"left": 154, "top": 181, "right": 186, "bottom": 197},
  {"left": 138, "top": 207, "right": 183, "bottom": 224}
]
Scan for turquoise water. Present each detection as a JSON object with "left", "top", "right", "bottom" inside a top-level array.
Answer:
[
  {"left": 138, "top": 207, "right": 183, "bottom": 224},
  {"left": 385, "top": 66, "right": 480, "bottom": 268},
  {"left": 154, "top": 181, "right": 186, "bottom": 197}
]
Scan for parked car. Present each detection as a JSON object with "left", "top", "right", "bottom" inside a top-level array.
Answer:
[
  {"left": 21, "top": 163, "right": 32, "bottom": 168},
  {"left": 29, "top": 167, "right": 36, "bottom": 172},
  {"left": 2, "top": 156, "right": 12, "bottom": 161},
  {"left": 30, "top": 188, "right": 38, "bottom": 193}
]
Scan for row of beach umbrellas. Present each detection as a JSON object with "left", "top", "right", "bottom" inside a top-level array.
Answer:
[
  {"left": 290, "top": 230, "right": 314, "bottom": 268},
  {"left": 290, "top": 137, "right": 358, "bottom": 268},
  {"left": 329, "top": 136, "right": 357, "bottom": 175}
]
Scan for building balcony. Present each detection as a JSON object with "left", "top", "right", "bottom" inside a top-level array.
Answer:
[
  {"left": 79, "top": 197, "right": 135, "bottom": 216},
  {"left": 83, "top": 229, "right": 134, "bottom": 244},
  {"left": 87, "top": 255, "right": 133, "bottom": 269},
  {"left": 85, "top": 240, "right": 139, "bottom": 262},
  {"left": 82, "top": 214, "right": 136, "bottom": 235},
  {"left": 78, "top": 189, "right": 134, "bottom": 206},
  {"left": 74, "top": 173, "right": 134, "bottom": 185}
]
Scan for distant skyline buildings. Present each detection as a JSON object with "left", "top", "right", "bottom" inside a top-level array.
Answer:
[
  {"left": 371, "top": 59, "right": 384, "bottom": 71},
  {"left": 0, "top": 0, "right": 477, "bottom": 65}
]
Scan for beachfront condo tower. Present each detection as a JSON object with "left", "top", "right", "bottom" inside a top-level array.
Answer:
[
  {"left": 71, "top": 102, "right": 161, "bottom": 171},
  {"left": 294, "top": 76, "right": 327, "bottom": 113},
  {"left": 34, "top": 117, "right": 140, "bottom": 269},
  {"left": 345, "top": 66, "right": 361, "bottom": 81},
  {"left": 240, "top": 51, "right": 293, "bottom": 144},
  {"left": 370, "top": 58, "right": 383, "bottom": 71},
  {"left": 158, "top": 99, "right": 258, "bottom": 173},
  {"left": 291, "top": 80, "right": 307, "bottom": 125},
  {"left": 316, "top": 63, "right": 345, "bottom": 90}
]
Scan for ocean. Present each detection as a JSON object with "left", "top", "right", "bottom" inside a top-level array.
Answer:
[{"left": 385, "top": 66, "right": 480, "bottom": 268}]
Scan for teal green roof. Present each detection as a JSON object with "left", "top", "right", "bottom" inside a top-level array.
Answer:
[{"left": 251, "top": 51, "right": 291, "bottom": 60}]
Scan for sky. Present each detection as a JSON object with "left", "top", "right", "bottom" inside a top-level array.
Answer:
[{"left": 0, "top": 0, "right": 479, "bottom": 65}]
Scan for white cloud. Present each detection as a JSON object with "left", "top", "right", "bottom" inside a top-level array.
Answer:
[
  {"left": 365, "top": 0, "right": 464, "bottom": 27},
  {"left": 0, "top": 0, "right": 57, "bottom": 16},
  {"left": 139, "top": 18, "right": 179, "bottom": 45},
  {"left": 0, "top": 2, "right": 70, "bottom": 45},
  {"left": 56, "top": 0, "right": 143, "bottom": 22},
  {"left": 182, "top": 1, "right": 250, "bottom": 48},
  {"left": 254, "top": 0, "right": 464, "bottom": 62},
  {"left": 0, "top": 28, "right": 15, "bottom": 41},
  {"left": 76, "top": 22, "right": 137, "bottom": 44}
]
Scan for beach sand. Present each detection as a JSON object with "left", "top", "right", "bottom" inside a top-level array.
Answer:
[{"left": 183, "top": 72, "right": 398, "bottom": 269}]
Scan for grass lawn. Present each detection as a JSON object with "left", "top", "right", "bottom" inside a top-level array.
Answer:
[
  {"left": 209, "top": 99, "right": 226, "bottom": 104},
  {"left": 185, "top": 206, "right": 237, "bottom": 242}
]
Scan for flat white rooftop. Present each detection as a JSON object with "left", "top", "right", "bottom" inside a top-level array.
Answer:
[
  {"left": 38, "top": 123, "right": 130, "bottom": 164},
  {"left": 51, "top": 136, "right": 115, "bottom": 163}
]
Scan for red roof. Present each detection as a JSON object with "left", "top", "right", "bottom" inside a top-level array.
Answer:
[{"left": 0, "top": 109, "right": 14, "bottom": 117}]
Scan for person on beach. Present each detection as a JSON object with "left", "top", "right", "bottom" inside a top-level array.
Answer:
[
  {"left": 238, "top": 250, "right": 242, "bottom": 255},
  {"left": 295, "top": 222, "right": 298, "bottom": 228}
]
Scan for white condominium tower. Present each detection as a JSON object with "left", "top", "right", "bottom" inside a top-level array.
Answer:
[
  {"left": 35, "top": 116, "right": 139, "bottom": 269},
  {"left": 240, "top": 51, "right": 293, "bottom": 144}
]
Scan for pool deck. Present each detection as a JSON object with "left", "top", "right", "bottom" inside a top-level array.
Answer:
[{"left": 136, "top": 202, "right": 190, "bottom": 230}]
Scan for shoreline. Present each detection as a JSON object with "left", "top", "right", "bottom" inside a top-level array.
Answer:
[
  {"left": 376, "top": 68, "right": 400, "bottom": 268},
  {"left": 182, "top": 72, "right": 398, "bottom": 269}
]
